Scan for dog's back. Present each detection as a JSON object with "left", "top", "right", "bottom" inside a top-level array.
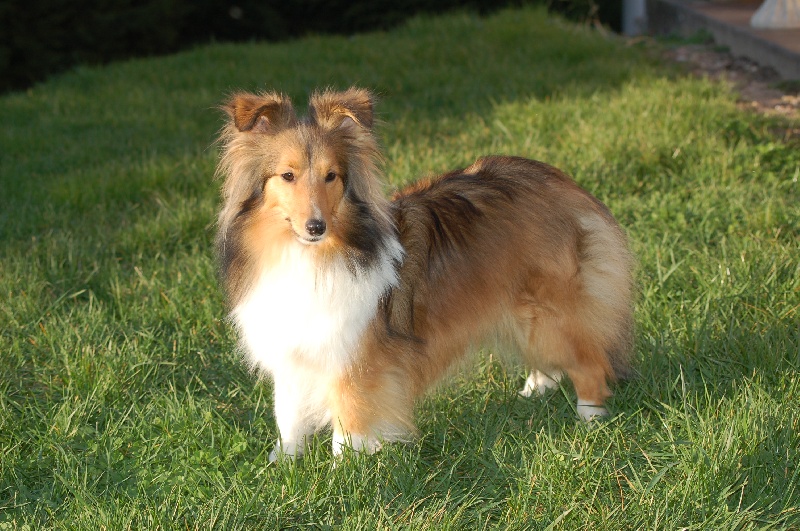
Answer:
[{"left": 382, "top": 156, "right": 634, "bottom": 419}]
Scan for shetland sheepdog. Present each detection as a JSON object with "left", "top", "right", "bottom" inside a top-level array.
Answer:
[{"left": 215, "top": 88, "right": 634, "bottom": 461}]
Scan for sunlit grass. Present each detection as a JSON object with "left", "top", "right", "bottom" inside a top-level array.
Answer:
[{"left": 1, "top": 6, "right": 798, "bottom": 529}]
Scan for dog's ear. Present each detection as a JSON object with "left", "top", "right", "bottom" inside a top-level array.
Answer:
[
  {"left": 309, "top": 87, "right": 375, "bottom": 132},
  {"left": 222, "top": 92, "right": 295, "bottom": 133}
]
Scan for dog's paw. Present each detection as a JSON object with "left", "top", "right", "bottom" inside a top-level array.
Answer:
[
  {"left": 268, "top": 448, "right": 281, "bottom": 463},
  {"left": 518, "top": 370, "right": 562, "bottom": 397},
  {"left": 268, "top": 439, "right": 302, "bottom": 463},
  {"left": 576, "top": 401, "right": 608, "bottom": 422},
  {"left": 332, "top": 432, "right": 381, "bottom": 458}
]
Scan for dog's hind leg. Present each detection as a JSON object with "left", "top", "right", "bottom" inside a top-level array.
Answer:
[
  {"left": 564, "top": 358, "right": 612, "bottom": 421},
  {"left": 516, "top": 311, "right": 612, "bottom": 421},
  {"left": 510, "top": 306, "right": 566, "bottom": 399},
  {"left": 518, "top": 369, "right": 563, "bottom": 397},
  {"left": 551, "top": 326, "right": 614, "bottom": 421}
]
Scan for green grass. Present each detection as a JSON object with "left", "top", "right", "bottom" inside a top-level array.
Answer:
[{"left": 1, "top": 6, "right": 799, "bottom": 529}]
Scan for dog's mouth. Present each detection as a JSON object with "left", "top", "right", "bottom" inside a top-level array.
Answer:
[{"left": 296, "top": 234, "right": 323, "bottom": 245}]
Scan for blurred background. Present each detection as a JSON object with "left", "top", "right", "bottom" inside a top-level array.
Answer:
[{"left": 0, "top": 0, "right": 623, "bottom": 93}]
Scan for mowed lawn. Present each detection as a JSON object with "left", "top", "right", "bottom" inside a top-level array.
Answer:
[{"left": 1, "top": 6, "right": 798, "bottom": 529}]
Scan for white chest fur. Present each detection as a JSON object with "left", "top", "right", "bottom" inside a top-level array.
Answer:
[{"left": 232, "top": 239, "right": 403, "bottom": 374}]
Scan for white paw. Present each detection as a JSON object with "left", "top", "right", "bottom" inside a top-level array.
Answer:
[
  {"left": 577, "top": 401, "right": 608, "bottom": 422},
  {"left": 332, "top": 432, "right": 382, "bottom": 457},
  {"left": 519, "top": 370, "right": 562, "bottom": 397},
  {"left": 268, "top": 439, "right": 302, "bottom": 463},
  {"left": 268, "top": 448, "right": 282, "bottom": 463}
]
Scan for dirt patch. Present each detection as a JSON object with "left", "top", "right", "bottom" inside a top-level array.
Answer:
[{"left": 663, "top": 43, "right": 800, "bottom": 120}]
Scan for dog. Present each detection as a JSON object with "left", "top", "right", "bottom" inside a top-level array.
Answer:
[{"left": 215, "top": 87, "right": 634, "bottom": 461}]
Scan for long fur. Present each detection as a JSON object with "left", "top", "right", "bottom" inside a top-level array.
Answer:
[{"left": 215, "top": 87, "right": 635, "bottom": 459}]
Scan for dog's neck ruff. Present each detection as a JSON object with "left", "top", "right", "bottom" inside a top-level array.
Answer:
[{"left": 232, "top": 236, "right": 404, "bottom": 374}]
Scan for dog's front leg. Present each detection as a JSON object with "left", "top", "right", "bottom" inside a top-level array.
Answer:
[{"left": 269, "top": 370, "right": 326, "bottom": 462}]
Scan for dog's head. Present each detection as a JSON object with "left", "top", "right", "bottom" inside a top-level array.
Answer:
[{"left": 217, "top": 88, "right": 383, "bottom": 247}]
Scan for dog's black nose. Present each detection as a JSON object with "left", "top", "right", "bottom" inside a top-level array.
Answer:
[{"left": 305, "top": 218, "right": 326, "bottom": 237}]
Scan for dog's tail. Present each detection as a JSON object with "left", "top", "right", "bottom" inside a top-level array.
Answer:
[{"left": 576, "top": 209, "right": 636, "bottom": 382}]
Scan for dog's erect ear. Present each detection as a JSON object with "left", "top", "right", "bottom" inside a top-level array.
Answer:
[
  {"left": 222, "top": 92, "right": 295, "bottom": 133},
  {"left": 308, "top": 88, "right": 375, "bottom": 132}
]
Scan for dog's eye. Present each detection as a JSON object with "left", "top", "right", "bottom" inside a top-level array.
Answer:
[
  {"left": 281, "top": 172, "right": 295, "bottom": 182},
  {"left": 324, "top": 171, "right": 337, "bottom": 183}
]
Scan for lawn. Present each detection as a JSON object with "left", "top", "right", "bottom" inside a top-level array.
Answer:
[{"left": 1, "top": 6, "right": 799, "bottom": 529}]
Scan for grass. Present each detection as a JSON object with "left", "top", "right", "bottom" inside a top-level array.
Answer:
[{"left": 1, "top": 6, "right": 799, "bottom": 529}]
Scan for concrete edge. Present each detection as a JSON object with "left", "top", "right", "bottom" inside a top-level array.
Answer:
[{"left": 647, "top": 0, "right": 800, "bottom": 79}]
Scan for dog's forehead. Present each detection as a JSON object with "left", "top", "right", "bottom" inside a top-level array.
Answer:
[{"left": 275, "top": 125, "right": 341, "bottom": 168}]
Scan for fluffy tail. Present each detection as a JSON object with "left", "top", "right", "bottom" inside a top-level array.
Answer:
[{"left": 577, "top": 211, "right": 636, "bottom": 381}]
